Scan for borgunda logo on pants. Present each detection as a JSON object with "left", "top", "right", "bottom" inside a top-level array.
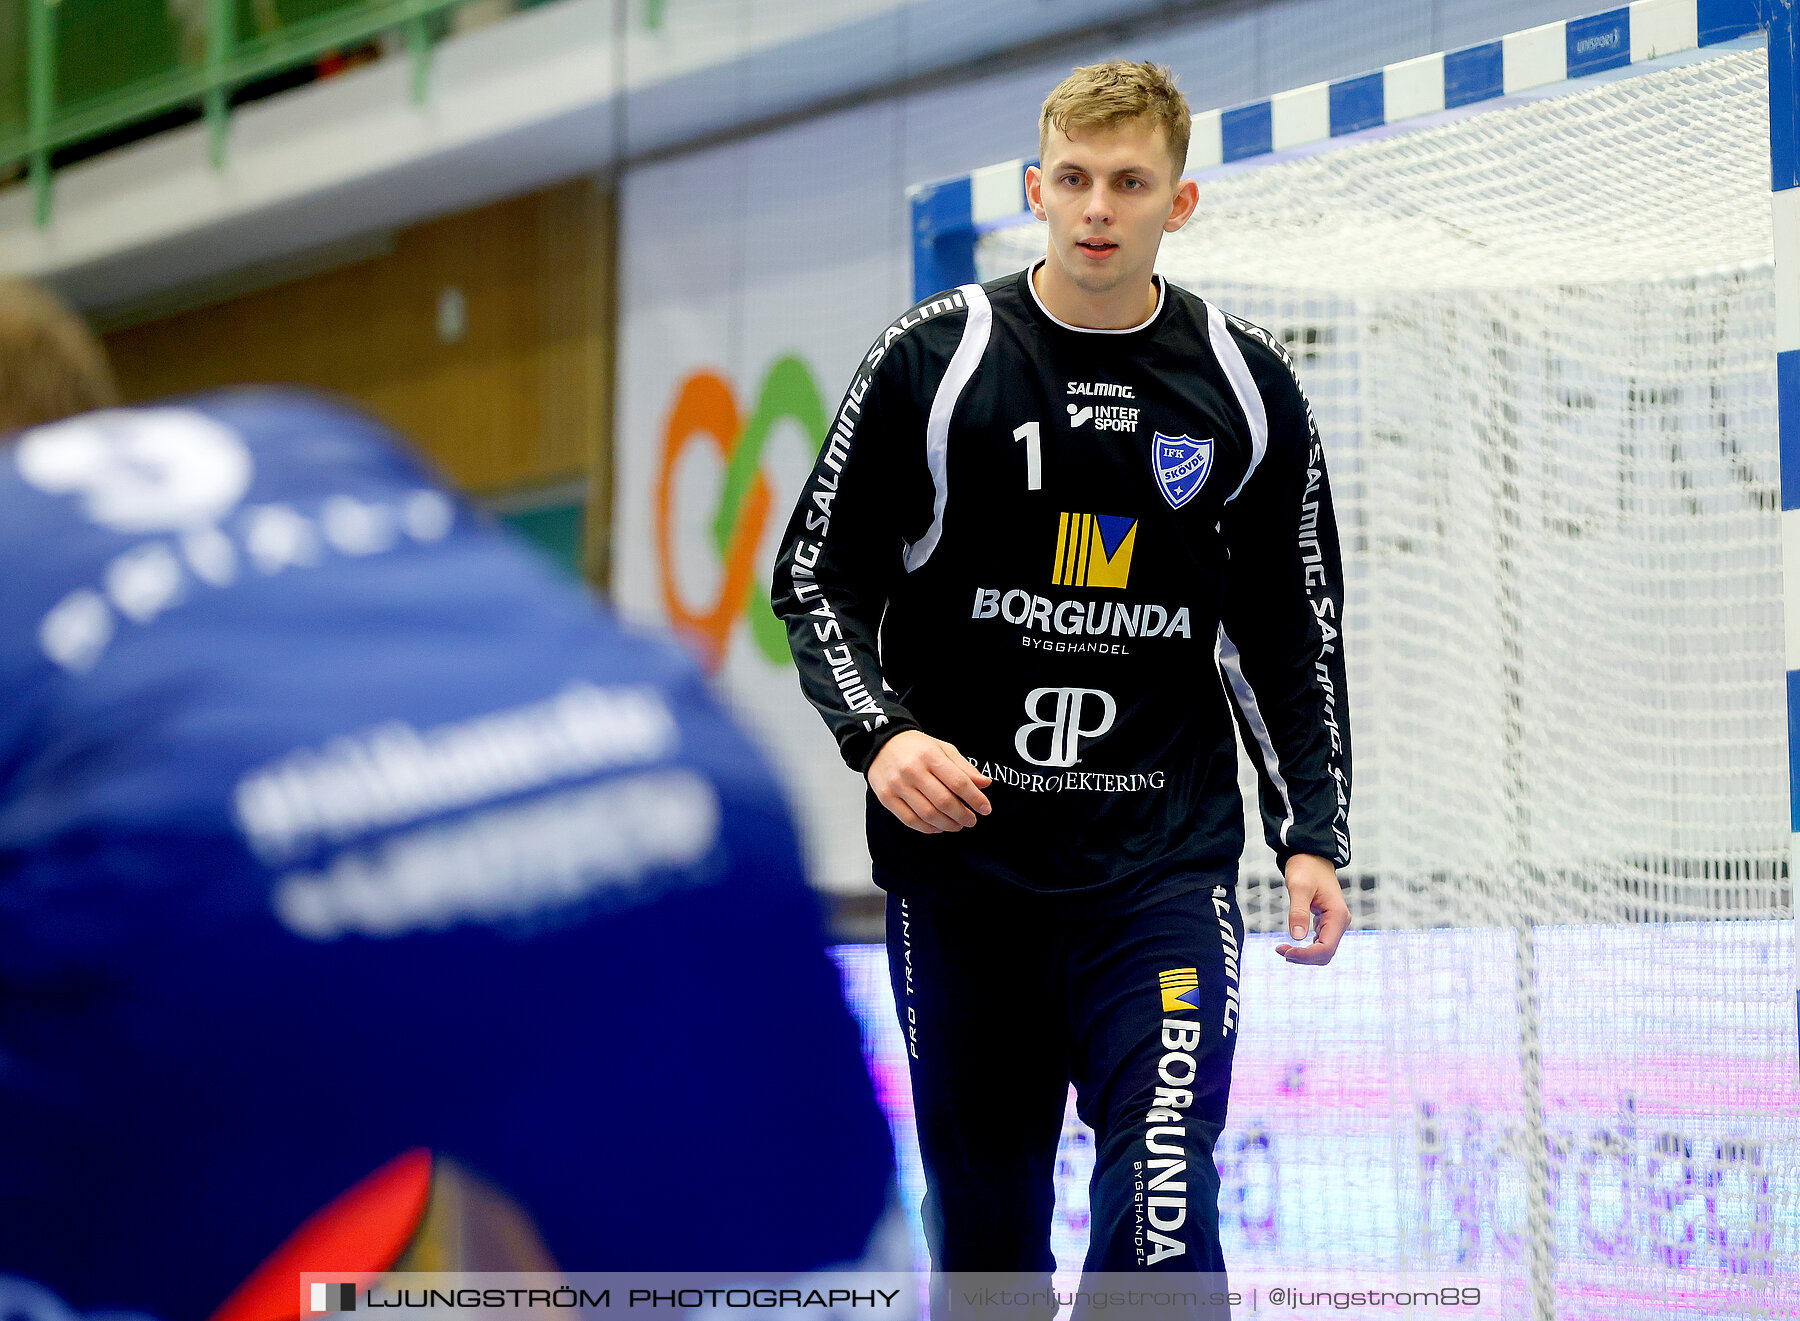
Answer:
[{"left": 1134, "top": 968, "right": 1207, "bottom": 1266}]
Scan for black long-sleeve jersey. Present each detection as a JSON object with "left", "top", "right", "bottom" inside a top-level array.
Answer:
[{"left": 772, "top": 263, "right": 1351, "bottom": 901}]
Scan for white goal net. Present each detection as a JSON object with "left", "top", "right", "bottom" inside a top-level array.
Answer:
[{"left": 980, "top": 46, "right": 1797, "bottom": 1319}]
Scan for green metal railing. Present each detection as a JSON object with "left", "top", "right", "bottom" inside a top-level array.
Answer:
[{"left": 0, "top": 0, "right": 519, "bottom": 228}]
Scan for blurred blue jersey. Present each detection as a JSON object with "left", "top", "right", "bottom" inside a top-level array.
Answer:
[{"left": 0, "top": 391, "right": 894, "bottom": 1317}]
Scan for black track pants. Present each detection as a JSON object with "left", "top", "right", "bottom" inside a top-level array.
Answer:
[{"left": 885, "top": 881, "right": 1244, "bottom": 1320}]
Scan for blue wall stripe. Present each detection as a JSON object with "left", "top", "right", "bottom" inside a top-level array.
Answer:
[
  {"left": 1567, "top": 8, "right": 1633, "bottom": 77},
  {"left": 1699, "top": 0, "right": 1776, "bottom": 45},
  {"left": 1221, "top": 101, "right": 1274, "bottom": 162},
  {"left": 1781, "top": 351, "right": 1800, "bottom": 509},
  {"left": 1329, "top": 72, "right": 1386, "bottom": 136},
  {"left": 1444, "top": 41, "right": 1505, "bottom": 108},
  {"left": 1787, "top": 669, "right": 1800, "bottom": 830}
]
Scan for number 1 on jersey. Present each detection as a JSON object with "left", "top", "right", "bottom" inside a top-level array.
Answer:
[{"left": 1013, "top": 422, "right": 1042, "bottom": 491}]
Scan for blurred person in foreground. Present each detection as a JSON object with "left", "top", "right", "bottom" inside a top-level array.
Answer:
[{"left": 0, "top": 280, "right": 901, "bottom": 1318}]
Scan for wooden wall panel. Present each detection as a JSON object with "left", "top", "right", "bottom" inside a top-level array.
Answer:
[{"left": 102, "top": 179, "right": 614, "bottom": 519}]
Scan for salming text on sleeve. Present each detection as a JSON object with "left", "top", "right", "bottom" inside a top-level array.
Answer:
[
  {"left": 771, "top": 288, "right": 979, "bottom": 773},
  {"left": 1214, "top": 313, "right": 1352, "bottom": 872}
]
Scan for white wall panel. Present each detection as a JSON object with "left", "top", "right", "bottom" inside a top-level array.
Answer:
[
  {"left": 897, "top": 0, "right": 1154, "bottom": 77},
  {"left": 900, "top": 62, "right": 1050, "bottom": 187},
  {"left": 1130, "top": 7, "right": 1263, "bottom": 114},
  {"left": 1259, "top": 0, "right": 1435, "bottom": 98},
  {"left": 1432, "top": 0, "right": 1606, "bottom": 51}
]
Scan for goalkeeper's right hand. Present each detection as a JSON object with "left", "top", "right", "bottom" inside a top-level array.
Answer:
[{"left": 867, "top": 729, "right": 993, "bottom": 834}]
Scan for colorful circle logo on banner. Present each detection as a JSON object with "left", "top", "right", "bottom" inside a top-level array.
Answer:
[{"left": 656, "top": 357, "right": 825, "bottom": 671}]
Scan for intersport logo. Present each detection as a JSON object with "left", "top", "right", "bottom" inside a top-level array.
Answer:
[
  {"left": 1066, "top": 401, "right": 1139, "bottom": 433},
  {"left": 1015, "top": 686, "right": 1116, "bottom": 767}
]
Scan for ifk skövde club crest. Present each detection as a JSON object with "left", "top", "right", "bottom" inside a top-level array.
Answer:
[{"left": 1153, "top": 433, "right": 1214, "bottom": 509}]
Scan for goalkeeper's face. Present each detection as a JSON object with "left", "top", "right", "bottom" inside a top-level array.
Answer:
[{"left": 1028, "top": 120, "right": 1198, "bottom": 310}]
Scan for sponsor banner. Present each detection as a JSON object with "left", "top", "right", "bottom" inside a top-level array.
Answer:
[{"left": 614, "top": 116, "right": 909, "bottom": 895}]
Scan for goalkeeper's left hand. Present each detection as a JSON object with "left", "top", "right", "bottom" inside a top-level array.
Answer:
[{"left": 1276, "top": 853, "right": 1350, "bottom": 965}]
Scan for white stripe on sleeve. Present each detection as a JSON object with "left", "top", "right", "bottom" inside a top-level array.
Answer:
[
  {"left": 1218, "top": 624, "right": 1296, "bottom": 846},
  {"left": 904, "top": 284, "right": 992, "bottom": 572},
  {"left": 1207, "top": 301, "right": 1270, "bottom": 504}
]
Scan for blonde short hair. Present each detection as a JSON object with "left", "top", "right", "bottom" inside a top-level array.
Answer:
[
  {"left": 1039, "top": 60, "right": 1192, "bottom": 179},
  {"left": 0, "top": 279, "right": 118, "bottom": 438}
]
